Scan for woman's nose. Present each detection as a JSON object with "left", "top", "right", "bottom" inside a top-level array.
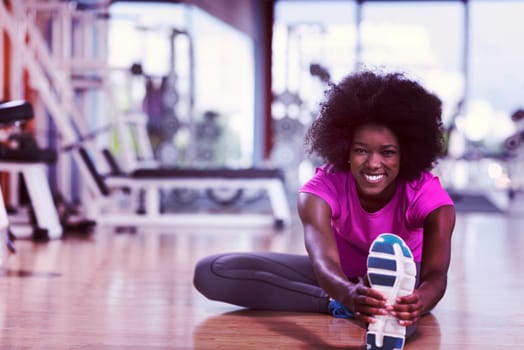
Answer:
[{"left": 366, "top": 152, "right": 381, "bottom": 168}]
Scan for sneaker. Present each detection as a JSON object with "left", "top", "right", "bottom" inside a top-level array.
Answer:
[
  {"left": 328, "top": 298, "right": 354, "bottom": 319},
  {"left": 366, "top": 233, "right": 416, "bottom": 350}
]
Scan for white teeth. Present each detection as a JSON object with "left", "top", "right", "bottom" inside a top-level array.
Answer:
[{"left": 364, "top": 174, "right": 385, "bottom": 182}]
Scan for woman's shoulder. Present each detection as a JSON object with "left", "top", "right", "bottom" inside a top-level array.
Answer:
[
  {"left": 403, "top": 171, "right": 453, "bottom": 206},
  {"left": 300, "top": 164, "right": 351, "bottom": 192},
  {"left": 311, "top": 164, "right": 351, "bottom": 180},
  {"left": 300, "top": 164, "right": 351, "bottom": 218},
  {"left": 406, "top": 171, "right": 443, "bottom": 192}
]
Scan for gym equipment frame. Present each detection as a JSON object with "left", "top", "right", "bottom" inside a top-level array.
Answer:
[{"left": 79, "top": 147, "right": 291, "bottom": 229}]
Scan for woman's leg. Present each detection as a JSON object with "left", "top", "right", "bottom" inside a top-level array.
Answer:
[
  {"left": 193, "top": 252, "right": 330, "bottom": 313},
  {"left": 193, "top": 251, "right": 419, "bottom": 338}
]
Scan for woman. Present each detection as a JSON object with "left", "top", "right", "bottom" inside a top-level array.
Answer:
[{"left": 193, "top": 70, "right": 455, "bottom": 350}]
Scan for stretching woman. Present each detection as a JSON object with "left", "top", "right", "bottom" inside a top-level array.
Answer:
[{"left": 193, "top": 69, "right": 456, "bottom": 350}]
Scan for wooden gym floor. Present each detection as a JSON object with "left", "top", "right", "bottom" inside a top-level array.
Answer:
[{"left": 1, "top": 196, "right": 524, "bottom": 349}]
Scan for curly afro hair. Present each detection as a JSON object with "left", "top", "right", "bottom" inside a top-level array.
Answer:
[{"left": 304, "top": 70, "right": 444, "bottom": 181}]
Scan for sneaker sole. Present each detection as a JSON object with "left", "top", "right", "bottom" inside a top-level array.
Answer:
[{"left": 366, "top": 233, "right": 416, "bottom": 350}]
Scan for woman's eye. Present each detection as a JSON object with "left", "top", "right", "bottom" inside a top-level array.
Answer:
[
  {"left": 354, "top": 148, "right": 367, "bottom": 155},
  {"left": 382, "top": 150, "right": 397, "bottom": 157}
]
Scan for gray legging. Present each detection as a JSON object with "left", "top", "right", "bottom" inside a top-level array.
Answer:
[
  {"left": 193, "top": 251, "right": 420, "bottom": 338},
  {"left": 193, "top": 252, "right": 330, "bottom": 313}
]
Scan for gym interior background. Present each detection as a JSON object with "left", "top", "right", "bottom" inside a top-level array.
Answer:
[
  {"left": 0, "top": 1, "right": 524, "bottom": 349},
  {"left": 2, "top": 0, "right": 524, "bottom": 237},
  {"left": 2, "top": 0, "right": 524, "bottom": 229}
]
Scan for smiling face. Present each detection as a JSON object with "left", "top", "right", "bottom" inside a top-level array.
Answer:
[{"left": 349, "top": 123, "right": 401, "bottom": 211}]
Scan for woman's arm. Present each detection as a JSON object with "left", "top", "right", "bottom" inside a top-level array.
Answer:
[
  {"left": 390, "top": 204, "right": 456, "bottom": 325},
  {"left": 297, "top": 192, "right": 388, "bottom": 321}
]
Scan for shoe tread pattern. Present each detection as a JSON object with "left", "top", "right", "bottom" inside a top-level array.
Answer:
[{"left": 366, "top": 233, "right": 416, "bottom": 350}]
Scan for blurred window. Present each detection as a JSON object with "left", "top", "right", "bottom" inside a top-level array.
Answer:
[
  {"left": 466, "top": 0, "right": 524, "bottom": 146},
  {"left": 360, "top": 1, "right": 464, "bottom": 127},
  {"left": 109, "top": 2, "right": 254, "bottom": 167}
]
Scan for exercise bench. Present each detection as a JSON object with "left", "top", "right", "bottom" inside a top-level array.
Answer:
[
  {"left": 0, "top": 100, "right": 63, "bottom": 240},
  {"left": 79, "top": 147, "right": 292, "bottom": 229}
]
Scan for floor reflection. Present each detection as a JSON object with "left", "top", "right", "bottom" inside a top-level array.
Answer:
[
  {"left": 406, "top": 313, "right": 442, "bottom": 349},
  {"left": 194, "top": 309, "right": 368, "bottom": 350}
]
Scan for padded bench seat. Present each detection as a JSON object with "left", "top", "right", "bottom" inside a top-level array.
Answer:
[
  {"left": 130, "top": 167, "right": 285, "bottom": 180},
  {"left": 101, "top": 149, "right": 285, "bottom": 180},
  {"left": 0, "top": 100, "right": 34, "bottom": 125}
]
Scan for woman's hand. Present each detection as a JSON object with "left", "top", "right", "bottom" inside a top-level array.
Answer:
[
  {"left": 388, "top": 289, "right": 424, "bottom": 326},
  {"left": 384, "top": 204, "right": 456, "bottom": 327},
  {"left": 343, "top": 277, "right": 389, "bottom": 324}
]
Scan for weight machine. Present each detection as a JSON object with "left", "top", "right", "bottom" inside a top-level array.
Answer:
[{"left": 0, "top": 0, "right": 291, "bottom": 230}]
